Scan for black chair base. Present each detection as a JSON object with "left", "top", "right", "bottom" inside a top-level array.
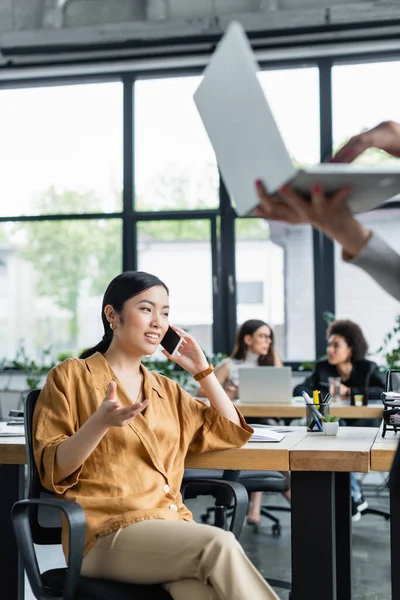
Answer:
[
  {"left": 362, "top": 507, "right": 390, "bottom": 520},
  {"left": 42, "top": 568, "right": 172, "bottom": 600},
  {"left": 201, "top": 503, "right": 291, "bottom": 537}
]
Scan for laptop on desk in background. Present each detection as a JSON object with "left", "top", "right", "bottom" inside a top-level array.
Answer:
[{"left": 238, "top": 366, "right": 292, "bottom": 405}]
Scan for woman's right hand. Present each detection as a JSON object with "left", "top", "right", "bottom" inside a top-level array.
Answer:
[
  {"left": 94, "top": 381, "right": 149, "bottom": 428},
  {"left": 331, "top": 120, "right": 400, "bottom": 163}
]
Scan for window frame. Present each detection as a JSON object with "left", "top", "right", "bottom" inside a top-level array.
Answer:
[{"left": 1, "top": 53, "right": 399, "bottom": 364}]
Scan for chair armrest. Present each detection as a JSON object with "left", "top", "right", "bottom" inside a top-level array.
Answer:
[
  {"left": 181, "top": 478, "right": 248, "bottom": 539},
  {"left": 12, "top": 497, "right": 86, "bottom": 600}
]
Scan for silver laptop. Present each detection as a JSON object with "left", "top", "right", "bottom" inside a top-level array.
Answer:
[
  {"left": 194, "top": 21, "right": 400, "bottom": 217},
  {"left": 238, "top": 366, "right": 292, "bottom": 405}
]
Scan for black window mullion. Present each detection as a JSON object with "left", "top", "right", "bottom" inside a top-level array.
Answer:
[
  {"left": 313, "top": 58, "right": 335, "bottom": 359},
  {"left": 211, "top": 215, "right": 224, "bottom": 354},
  {"left": 122, "top": 73, "right": 136, "bottom": 271},
  {"left": 219, "top": 177, "right": 237, "bottom": 355}
]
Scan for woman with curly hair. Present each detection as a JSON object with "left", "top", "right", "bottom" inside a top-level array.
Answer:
[
  {"left": 293, "top": 319, "right": 385, "bottom": 401},
  {"left": 294, "top": 318, "right": 385, "bottom": 521}
]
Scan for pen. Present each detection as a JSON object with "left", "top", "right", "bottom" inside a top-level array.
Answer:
[
  {"left": 302, "top": 392, "right": 323, "bottom": 431},
  {"left": 302, "top": 392, "right": 324, "bottom": 420}
]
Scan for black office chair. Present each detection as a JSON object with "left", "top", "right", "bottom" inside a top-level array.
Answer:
[
  {"left": 186, "top": 468, "right": 290, "bottom": 537},
  {"left": 11, "top": 389, "right": 248, "bottom": 600}
]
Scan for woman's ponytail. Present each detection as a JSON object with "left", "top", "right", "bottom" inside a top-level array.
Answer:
[{"left": 79, "top": 328, "right": 113, "bottom": 359}]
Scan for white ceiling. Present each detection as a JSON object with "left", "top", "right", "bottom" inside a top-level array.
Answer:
[{"left": 1, "top": 1, "right": 400, "bottom": 72}]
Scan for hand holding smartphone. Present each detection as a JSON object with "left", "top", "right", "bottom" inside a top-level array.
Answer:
[{"left": 160, "top": 326, "right": 184, "bottom": 356}]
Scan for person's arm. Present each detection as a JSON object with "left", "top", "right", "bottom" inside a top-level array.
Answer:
[
  {"left": 253, "top": 121, "right": 400, "bottom": 302},
  {"left": 162, "top": 327, "right": 241, "bottom": 426},
  {"left": 273, "top": 351, "right": 284, "bottom": 367},
  {"left": 195, "top": 359, "right": 230, "bottom": 398},
  {"left": 348, "top": 233, "right": 400, "bottom": 302}
]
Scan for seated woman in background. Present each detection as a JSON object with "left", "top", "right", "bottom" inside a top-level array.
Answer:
[
  {"left": 212, "top": 319, "right": 283, "bottom": 400},
  {"left": 198, "top": 319, "right": 286, "bottom": 529},
  {"left": 293, "top": 319, "right": 385, "bottom": 403},
  {"left": 294, "top": 318, "right": 385, "bottom": 520}
]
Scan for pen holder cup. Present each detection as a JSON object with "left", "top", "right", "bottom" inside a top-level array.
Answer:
[{"left": 306, "top": 402, "right": 330, "bottom": 433}]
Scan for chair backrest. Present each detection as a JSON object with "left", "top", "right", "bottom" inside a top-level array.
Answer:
[
  {"left": 25, "top": 389, "right": 63, "bottom": 545},
  {"left": 386, "top": 370, "right": 400, "bottom": 393}
]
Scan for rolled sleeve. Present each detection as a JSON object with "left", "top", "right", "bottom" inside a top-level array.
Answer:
[
  {"left": 187, "top": 398, "right": 253, "bottom": 453},
  {"left": 33, "top": 366, "right": 82, "bottom": 494},
  {"left": 345, "top": 233, "right": 400, "bottom": 302}
]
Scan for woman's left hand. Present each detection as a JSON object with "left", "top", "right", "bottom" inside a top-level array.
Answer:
[
  {"left": 340, "top": 384, "right": 350, "bottom": 398},
  {"left": 161, "top": 326, "right": 209, "bottom": 376}
]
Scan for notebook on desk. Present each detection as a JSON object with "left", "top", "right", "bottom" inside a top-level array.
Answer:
[
  {"left": 0, "top": 422, "right": 25, "bottom": 437},
  {"left": 249, "top": 426, "right": 285, "bottom": 443},
  {"left": 238, "top": 366, "right": 292, "bottom": 405}
]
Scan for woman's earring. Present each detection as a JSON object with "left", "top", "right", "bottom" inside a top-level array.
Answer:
[{"left": 110, "top": 322, "right": 116, "bottom": 331}]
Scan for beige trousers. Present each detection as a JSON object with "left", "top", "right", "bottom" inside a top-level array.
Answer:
[{"left": 81, "top": 519, "right": 280, "bottom": 600}]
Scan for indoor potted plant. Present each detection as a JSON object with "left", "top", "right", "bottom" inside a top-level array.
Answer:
[{"left": 322, "top": 415, "right": 340, "bottom": 436}]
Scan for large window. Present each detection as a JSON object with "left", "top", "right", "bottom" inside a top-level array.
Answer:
[
  {"left": 235, "top": 218, "right": 315, "bottom": 361},
  {"left": 333, "top": 60, "right": 400, "bottom": 166},
  {"left": 3, "top": 57, "right": 400, "bottom": 367},
  {"left": 137, "top": 219, "right": 213, "bottom": 354},
  {"left": 259, "top": 67, "right": 320, "bottom": 167},
  {"left": 333, "top": 60, "right": 400, "bottom": 364},
  {"left": 233, "top": 66, "right": 318, "bottom": 360},
  {"left": 335, "top": 209, "right": 400, "bottom": 364},
  {"left": 0, "top": 220, "right": 122, "bottom": 361},
  {"left": 134, "top": 77, "right": 219, "bottom": 211},
  {"left": 0, "top": 82, "right": 123, "bottom": 217}
]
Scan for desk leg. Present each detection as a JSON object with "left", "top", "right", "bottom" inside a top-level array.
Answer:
[
  {"left": 0, "top": 464, "right": 25, "bottom": 600},
  {"left": 334, "top": 472, "right": 352, "bottom": 600},
  {"left": 390, "top": 486, "right": 400, "bottom": 599},
  {"left": 291, "top": 471, "right": 337, "bottom": 600}
]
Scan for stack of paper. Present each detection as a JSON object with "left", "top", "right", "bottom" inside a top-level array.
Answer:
[
  {"left": 0, "top": 422, "right": 25, "bottom": 437},
  {"left": 249, "top": 427, "right": 285, "bottom": 443},
  {"left": 383, "top": 392, "right": 400, "bottom": 406}
]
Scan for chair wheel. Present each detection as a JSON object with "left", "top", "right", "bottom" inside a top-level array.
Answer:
[
  {"left": 200, "top": 514, "right": 209, "bottom": 523},
  {"left": 272, "top": 523, "right": 281, "bottom": 537}
]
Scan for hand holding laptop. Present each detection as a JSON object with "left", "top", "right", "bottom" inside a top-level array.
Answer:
[
  {"left": 253, "top": 120, "right": 400, "bottom": 259},
  {"left": 194, "top": 22, "right": 400, "bottom": 218},
  {"left": 254, "top": 179, "right": 372, "bottom": 260}
]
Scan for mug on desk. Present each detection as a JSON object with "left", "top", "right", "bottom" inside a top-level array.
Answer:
[{"left": 351, "top": 387, "right": 367, "bottom": 406}]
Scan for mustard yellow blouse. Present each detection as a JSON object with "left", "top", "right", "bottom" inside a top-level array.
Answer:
[{"left": 33, "top": 353, "right": 252, "bottom": 556}]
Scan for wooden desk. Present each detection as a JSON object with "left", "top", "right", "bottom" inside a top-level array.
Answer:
[
  {"left": 237, "top": 402, "right": 383, "bottom": 420},
  {"left": 0, "top": 435, "right": 25, "bottom": 600},
  {"left": 371, "top": 424, "right": 399, "bottom": 472},
  {"left": 0, "top": 436, "right": 26, "bottom": 464},
  {"left": 186, "top": 428, "right": 308, "bottom": 471},
  {"left": 0, "top": 428, "right": 381, "bottom": 600},
  {"left": 289, "top": 427, "right": 377, "bottom": 600},
  {"left": 290, "top": 426, "right": 377, "bottom": 472}
]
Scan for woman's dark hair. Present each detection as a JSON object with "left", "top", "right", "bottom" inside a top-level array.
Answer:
[
  {"left": 326, "top": 319, "right": 368, "bottom": 362},
  {"left": 231, "top": 319, "right": 275, "bottom": 366},
  {"left": 80, "top": 271, "right": 169, "bottom": 359}
]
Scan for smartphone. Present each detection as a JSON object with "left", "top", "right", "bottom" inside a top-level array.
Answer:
[{"left": 160, "top": 326, "right": 183, "bottom": 356}]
